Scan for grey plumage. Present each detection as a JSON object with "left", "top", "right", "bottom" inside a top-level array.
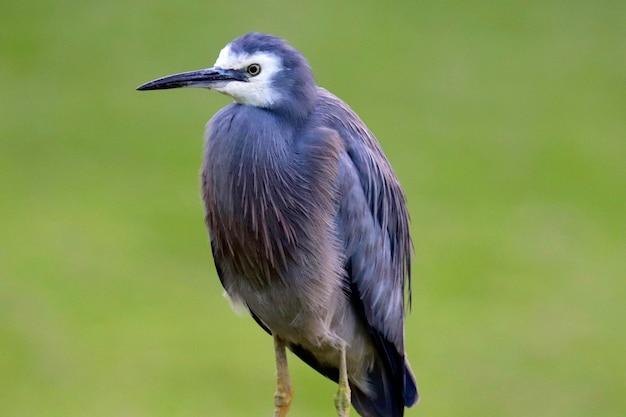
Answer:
[{"left": 138, "top": 32, "right": 418, "bottom": 417}]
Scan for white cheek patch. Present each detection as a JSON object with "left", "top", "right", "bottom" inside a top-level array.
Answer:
[{"left": 212, "top": 45, "right": 284, "bottom": 107}]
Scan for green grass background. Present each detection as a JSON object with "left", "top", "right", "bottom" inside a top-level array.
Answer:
[{"left": 1, "top": 1, "right": 624, "bottom": 416}]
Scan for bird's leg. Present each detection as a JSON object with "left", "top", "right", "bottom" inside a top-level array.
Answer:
[
  {"left": 334, "top": 343, "right": 351, "bottom": 417},
  {"left": 273, "top": 335, "right": 293, "bottom": 417}
]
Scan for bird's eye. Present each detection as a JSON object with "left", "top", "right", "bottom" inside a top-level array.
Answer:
[{"left": 247, "top": 64, "right": 261, "bottom": 76}]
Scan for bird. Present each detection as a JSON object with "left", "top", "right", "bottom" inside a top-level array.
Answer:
[{"left": 137, "top": 32, "right": 418, "bottom": 417}]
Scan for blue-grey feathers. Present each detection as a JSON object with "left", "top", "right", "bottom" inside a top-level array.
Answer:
[{"left": 203, "top": 32, "right": 417, "bottom": 417}]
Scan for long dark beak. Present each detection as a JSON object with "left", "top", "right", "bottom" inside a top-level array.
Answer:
[{"left": 136, "top": 67, "right": 246, "bottom": 91}]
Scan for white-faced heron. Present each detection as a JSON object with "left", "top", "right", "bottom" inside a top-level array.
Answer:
[{"left": 137, "top": 32, "right": 418, "bottom": 417}]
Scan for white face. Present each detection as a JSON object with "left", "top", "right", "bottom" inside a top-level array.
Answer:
[{"left": 212, "top": 44, "right": 283, "bottom": 107}]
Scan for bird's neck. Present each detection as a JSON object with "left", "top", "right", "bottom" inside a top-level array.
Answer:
[
  {"left": 269, "top": 83, "right": 318, "bottom": 125},
  {"left": 202, "top": 107, "right": 302, "bottom": 284},
  {"left": 202, "top": 105, "right": 343, "bottom": 292}
]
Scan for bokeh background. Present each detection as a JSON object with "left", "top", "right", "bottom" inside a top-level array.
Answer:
[{"left": 2, "top": 1, "right": 624, "bottom": 416}]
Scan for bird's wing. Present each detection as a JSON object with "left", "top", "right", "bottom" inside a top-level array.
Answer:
[
  {"left": 315, "top": 87, "right": 412, "bottom": 353},
  {"left": 315, "top": 89, "right": 416, "bottom": 413}
]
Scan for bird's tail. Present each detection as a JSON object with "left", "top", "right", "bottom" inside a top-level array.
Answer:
[
  {"left": 288, "top": 342, "right": 418, "bottom": 416},
  {"left": 351, "top": 357, "right": 418, "bottom": 417}
]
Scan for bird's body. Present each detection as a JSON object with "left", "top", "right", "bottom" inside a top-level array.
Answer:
[{"left": 138, "top": 32, "right": 418, "bottom": 417}]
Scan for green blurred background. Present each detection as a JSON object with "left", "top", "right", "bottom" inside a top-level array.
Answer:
[{"left": 1, "top": 1, "right": 624, "bottom": 416}]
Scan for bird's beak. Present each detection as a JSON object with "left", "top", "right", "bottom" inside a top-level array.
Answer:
[{"left": 136, "top": 67, "right": 246, "bottom": 91}]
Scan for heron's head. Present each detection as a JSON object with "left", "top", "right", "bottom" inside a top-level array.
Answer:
[{"left": 138, "top": 33, "right": 317, "bottom": 119}]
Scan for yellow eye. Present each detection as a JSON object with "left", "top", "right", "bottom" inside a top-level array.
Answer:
[{"left": 247, "top": 64, "right": 261, "bottom": 76}]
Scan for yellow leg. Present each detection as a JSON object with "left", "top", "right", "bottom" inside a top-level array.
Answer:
[
  {"left": 334, "top": 344, "right": 351, "bottom": 417},
  {"left": 273, "top": 335, "right": 293, "bottom": 417}
]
